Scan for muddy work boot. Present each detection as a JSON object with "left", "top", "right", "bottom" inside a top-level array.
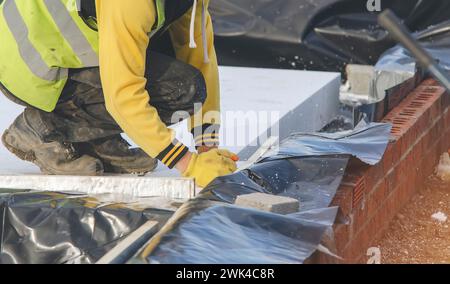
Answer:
[
  {"left": 78, "top": 135, "right": 158, "bottom": 174},
  {"left": 1, "top": 109, "right": 103, "bottom": 176}
]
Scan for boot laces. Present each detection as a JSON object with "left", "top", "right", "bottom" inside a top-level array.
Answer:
[
  {"left": 112, "top": 136, "right": 131, "bottom": 152},
  {"left": 63, "top": 142, "right": 79, "bottom": 160}
]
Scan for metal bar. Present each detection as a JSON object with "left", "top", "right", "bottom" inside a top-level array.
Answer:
[
  {"left": 378, "top": 9, "right": 450, "bottom": 92},
  {"left": 0, "top": 175, "right": 196, "bottom": 199}
]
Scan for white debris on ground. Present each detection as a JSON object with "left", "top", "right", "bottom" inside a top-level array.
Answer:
[
  {"left": 431, "top": 211, "right": 448, "bottom": 223},
  {"left": 435, "top": 152, "right": 450, "bottom": 181},
  {"left": 374, "top": 176, "right": 450, "bottom": 263}
]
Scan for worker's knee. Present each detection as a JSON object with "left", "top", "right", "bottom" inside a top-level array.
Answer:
[
  {"left": 0, "top": 83, "right": 30, "bottom": 107},
  {"left": 149, "top": 63, "right": 207, "bottom": 111},
  {"left": 168, "top": 62, "right": 207, "bottom": 106},
  {"left": 188, "top": 68, "right": 207, "bottom": 106},
  {"left": 147, "top": 67, "right": 206, "bottom": 125}
]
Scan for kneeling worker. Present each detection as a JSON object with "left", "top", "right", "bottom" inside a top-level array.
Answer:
[{"left": 0, "top": 0, "right": 237, "bottom": 187}]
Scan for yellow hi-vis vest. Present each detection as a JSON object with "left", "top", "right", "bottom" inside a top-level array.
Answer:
[{"left": 0, "top": 0, "right": 166, "bottom": 112}]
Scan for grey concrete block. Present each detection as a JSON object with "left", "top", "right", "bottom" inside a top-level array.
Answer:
[
  {"left": 343, "top": 64, "right": 414, "bottom": 103},
  {"left": 235, "top": 193, "right": 300, "bottom": 214},
  {"left": 346, "top": 64, "right": 375, "bottom": 95}
]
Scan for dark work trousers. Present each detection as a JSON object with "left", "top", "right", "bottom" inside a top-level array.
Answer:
[
  {"left": 2, "top": 48, "right": 206, "bottom": 143},
  {"left": 0, "top": 8, "right": 207, "bottom": 143}
]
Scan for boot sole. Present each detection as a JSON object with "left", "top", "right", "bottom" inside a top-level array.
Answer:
[
  {"left": 2, "top": 130, "right": 103, "bottom": 176},
  {"left": 107, "top": 161, "right": 158, "bottom": 175},
  {"left": 76, "top": 142, "right": 158, "bottom": 175},
  {"left": 2, "top": 130, "right": 37, "bottom": 162},
  {"left": 2, "top": 130, "right": 61, "bottom": 175}
]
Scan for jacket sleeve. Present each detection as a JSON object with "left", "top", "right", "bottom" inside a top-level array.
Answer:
[
  {"left": 96, "top": 0, "right": 189, "bottom": 169},
  {"left": 168, "top": 0, "right": 221, "bottom": 148}
]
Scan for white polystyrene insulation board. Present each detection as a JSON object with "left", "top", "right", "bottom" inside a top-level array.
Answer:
[{"left": 0, "top": 66, "right": 340, "bottom": 196}]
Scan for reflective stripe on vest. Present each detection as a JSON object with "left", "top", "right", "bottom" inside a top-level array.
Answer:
[
  {"left": 44, "top": 0, "right": 98, "bottom": 67},
  {"left": 150, "top": 0, "right": 166, "bottom": 37},
  {"left": 0, "top": 0, "right": 166, "bottom": 112},
  {"left": 2, "top": 0, "right": 68, "bottom": 82}
]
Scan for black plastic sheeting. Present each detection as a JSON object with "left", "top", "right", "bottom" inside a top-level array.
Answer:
[
  {"left": 376, "top": 20, "right": 450, "bottom": 74},
  {"left": 133, "top": 122, "right": 391, "bottom": 263},
  {"left": 261, "top": 122, "right": 392, "bottom": 165},
  {"left": 355, "top": 21, "right": 450, "bottom": 123},
  {"left": 0, "top": 190, "right": 174, "bottom": 264},
  {"left": 210, "top": 0, "right": 450, "bottom": 73},
  {"left": 0, "top": 122, "right": 391, "bottom": 264},
  {"left": 201, "top": 156, "right": 348, "bottom": 212},
  {"left": 198, "top": 122, "right": 390, "bottom": 211},
  {"left": 136, "top": 199, "right": 339, "bottom": 264}
]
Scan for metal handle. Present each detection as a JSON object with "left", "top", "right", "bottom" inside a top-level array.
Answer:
[{"left": 378, "top": 9, "right": 450, "bottom": 91}]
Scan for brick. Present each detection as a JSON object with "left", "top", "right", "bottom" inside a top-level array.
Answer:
[
  {"left": 366, "top": 179, "right": 388, "bottom": 219},
  {"left": 351, "top": 199, "right": 369, "bottom": 236},
  {"left": 422, "top": 127, "right": 433, "bottom": 152},
  {"left": 382, "top": 143, "right": 395, "bottom": 172},
  {"left": 334, "top": 224, "right": 352, "bottom": 254},
  {"left": 363, "top": 205, "right": 391, "bottom": 258},
  {"left": 404, "top": 153, "right": 416, "bottom": 180},
  {"left": 439, "top": 134, "right": 450, "bottom": 154},
  {"left": 335, "top": 79, "right": 450, "bottom": 263},
  {"left": 331, "top": 184, "right": 353, "bottom": 217},
  {"left": 396, "top": 158, "right": 407, "bottom": 183},
  {"left": 418, "top": 110, "right": 431, "bottom": 131},
  {"left": 396, "top": 157, "right": 410, "bottom": 186},
  {"left": 346, "top": 225, "right": 371, "bottom": 262},
  {"left": 386, "top": 167, "right": 400, "bottom": 193},
  {"left": 365, "top": 163, "right": 384, "bottom": 194},
  {"left": 413, "top": 144, "right": 426, "bottom": 165},
  {"left": 352, "top": 176, "right": 366, "bottom": 209},
  {"left": 430, "top": 120, "right": 440, "bottom": 142},
  {"left": 385, "top": 183, "right": 404, "bottom": 221},
  {"left": 391, "top": 140, "right": 403, "bottom": 167},
  {"left": 400, "top": 132, "right": 412, "bottom": 159},
  {"left": 436, "top": 115, "right": 446, "bottom": 135},
  {"left": 445, "top": 109, "right": 450, "bottom": 128},
  {"left": 396, "top": 181, "right": 409, "bottom": 207}
]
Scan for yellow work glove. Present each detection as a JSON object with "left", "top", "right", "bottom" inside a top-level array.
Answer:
[{"left": 182, "top": 149, "right": 238, "bottom": 187}]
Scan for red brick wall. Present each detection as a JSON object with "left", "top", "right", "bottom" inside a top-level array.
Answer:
[{"left": 331, "top": 79, "right": 450, "bottom": 263}]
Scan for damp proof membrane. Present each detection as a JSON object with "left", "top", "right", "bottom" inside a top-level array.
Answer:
[
  {"left": 132, "top": 122, "right": 391, "bottom": 264},
  {"left": 210, "top": 0, "right": 450, "bottom": 73},
  {"left": 0, "top": 190, "right": 175, "bottom": 264},
  {"left": 134, "top": 198, "right": 339, "bottom": 264},
  {"left": 261, "top": 122, "right": 392, "bottom": 165}
]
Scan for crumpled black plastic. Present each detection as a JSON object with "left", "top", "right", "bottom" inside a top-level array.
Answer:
[
  {"left": 0, "top": 122, "right": 391, "bottom": 264},
  {"left": 0, "top": 190, "right": 174, "bottom": 264},
  {"left": 356, "top": 21, "right": 450, "bottom": 122},
  {"left": 134, "top": 198, "right": 339, "bottom": 264},
  {"left": 376, "top": 20, "right": 450, "bottom": 74},
  {"left": 199, "top": 122, "right": 389, "bottom": 211},
  {"left": 131, "top": 122, "right": 391, "bottom": 264},
  {"left": 261, "top": 122, "right": 392, "bottom": 165},
  {"left": 210, "top": 0, "right": 450, "bottom": 73},
  {"left": 200, "top": 156, "right": 348, "bottom": 212}
]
